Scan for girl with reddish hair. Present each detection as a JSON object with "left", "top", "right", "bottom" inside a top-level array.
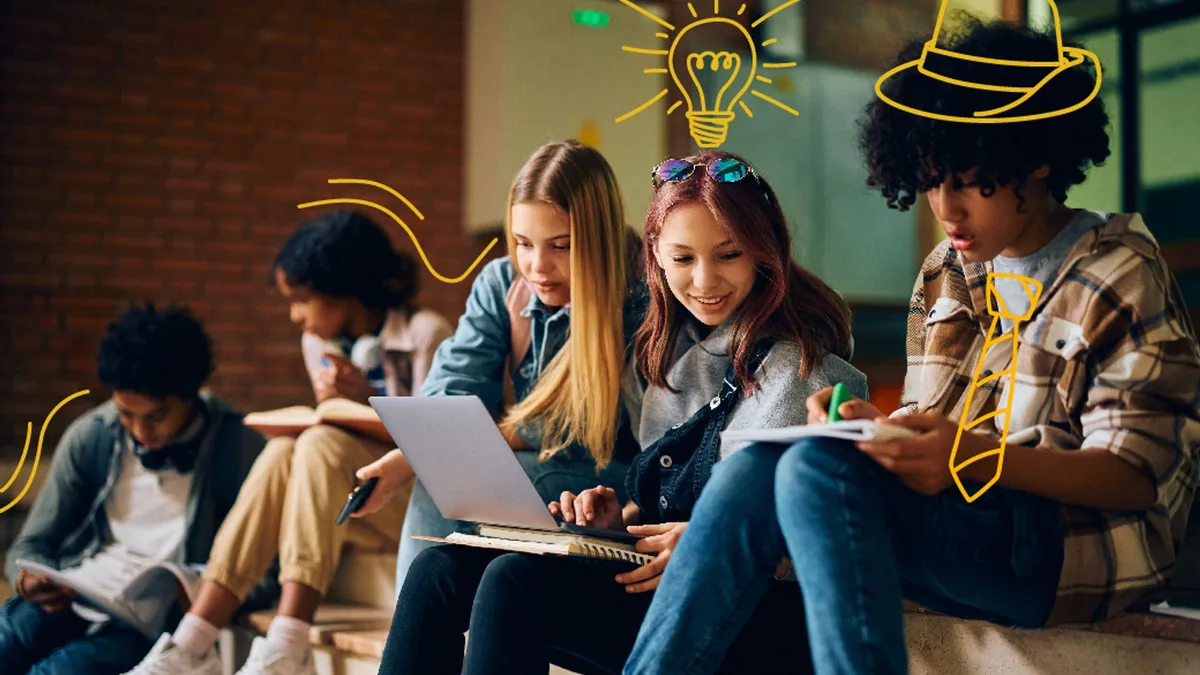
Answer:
[{"left": 377, "top": 150, "right": 865, "bottom": 675}]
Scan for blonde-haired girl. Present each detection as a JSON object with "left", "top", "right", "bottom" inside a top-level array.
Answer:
[{"left": 355, "top": 140, "right": 646, "bottom": 585}]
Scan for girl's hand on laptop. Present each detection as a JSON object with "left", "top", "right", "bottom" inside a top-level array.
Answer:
[
  {"left": 351, "top": 449, "right": 415, "bottom": 517},
  {"left": 615, "top": 522, "right": 688, "bottom": 593},
  {"left": 549, "top": 486, "right": 624, "bottom": 530},
  {"left": 806, "top": 387, "right": 882, "bottom": 424}
]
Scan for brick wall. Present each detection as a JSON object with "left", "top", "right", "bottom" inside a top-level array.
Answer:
[{"left": 0, "top": 0, "right": 496, "bottom": 458}]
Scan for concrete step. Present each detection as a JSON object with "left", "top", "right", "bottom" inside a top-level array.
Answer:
[
  {"left": 323, "top": 549, "right": 397, "bottom": 609},
  {"left": 905, "top": 604, "right": 1200, "bottom": 675}
]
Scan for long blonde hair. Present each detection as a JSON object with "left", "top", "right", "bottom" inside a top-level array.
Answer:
[{"left": 498, "top": 140, "right": 630, "bottom": 469}]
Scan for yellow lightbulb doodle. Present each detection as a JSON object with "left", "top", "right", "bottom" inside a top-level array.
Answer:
[
  {"left": 1, "top": 389, "right": 91, "bottom": 514},
  {"left": 298, "top": 178, "right": 498, "bottom": 285},
  {"left": 949, "top": 273, "right": 1042, "bottom": 503},
  {"left": 616, "top": 0, "right": 801, "bottom": 149}
]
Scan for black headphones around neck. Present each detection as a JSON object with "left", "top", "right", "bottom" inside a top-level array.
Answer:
[{"left": 131, "top": 403, "right": 209, "bottom": 474}]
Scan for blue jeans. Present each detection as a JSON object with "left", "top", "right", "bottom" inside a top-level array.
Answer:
[
  {"left": 624, "top": 438, "right": 1064, "bottom": 675},
  {"left": 394, "top": 449, "right": 631, "bottom": 591},
  {"left": 0, "top": 596, "right": 153, "bottom": 675}
]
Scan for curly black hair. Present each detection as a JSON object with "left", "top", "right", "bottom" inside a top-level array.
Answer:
[
  {"left": 97, "top": 303, "right": 214, "bottom": 399},
  {"left": 273, "top": 210, "right": 418, "bottom": 312},
  {"left": 860, "top": 14, "right": 1111, "bottom": 212}
]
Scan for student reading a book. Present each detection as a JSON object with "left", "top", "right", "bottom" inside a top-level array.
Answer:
[
  {"left": 375, "top": 150, "right": 867, "bottom": 674},
  {"left": 622, "top": 18, "right": 1200, "bottom": 675},
  {"left": 1, "top": 304, "right": 269, "bottom": 675},
  {"left": 353, "top": 140, "right": 649, "bottom": 588},
  {"left": 124, "top": 211, "right": 452, "bottom": 675}
]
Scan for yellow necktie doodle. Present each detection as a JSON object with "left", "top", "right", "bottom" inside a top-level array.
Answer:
[{"left": 950, "top": 273, "right": 1042, "bottom": 503}]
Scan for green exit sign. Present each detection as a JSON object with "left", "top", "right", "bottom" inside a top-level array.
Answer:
[{"left": 572, "top": 9, "right": 610, "bottom": 27}]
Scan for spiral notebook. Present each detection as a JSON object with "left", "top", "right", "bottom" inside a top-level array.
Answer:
[{"left": 414, "top": 526, "right": 655, "bottom": 566}]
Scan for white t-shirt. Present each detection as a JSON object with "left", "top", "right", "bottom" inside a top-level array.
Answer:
[
  {"left": 66, "top": 429, "right": 197, "bottom": 624},
  {"left": 104, "top": 434, "right": 194, "bottom": 561}
]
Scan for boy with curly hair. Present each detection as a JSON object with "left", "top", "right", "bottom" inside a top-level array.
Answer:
[
  {"left": 124, "top": 210, "right": 453, "bottom": 675},
  {"left": 2, "top": 304, "right": 268, "bottom": 675},
  {"left": 622, "top": 15, "right": 1200, "bottom": 675}
]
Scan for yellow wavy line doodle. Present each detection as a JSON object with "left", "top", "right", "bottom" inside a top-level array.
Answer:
[
  {"left": 949, "top": 273, "right": 1042, "bottom": 502},
  {"left": 298, "top": 178, "right": 498, "bottom": 285},
  {"left": 1, "top": 389, "right": 91, "bottom": 514}
]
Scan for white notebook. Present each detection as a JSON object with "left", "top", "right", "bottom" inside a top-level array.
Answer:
[
  {"left": 1149, "top": 600, "right": 1200, "bottom": 621},
  {"left": 720, "top": 419, "right": 917, "bottom": 445},
  {"left": 15, "top": 556, "right": 201, "bottom": 639}
]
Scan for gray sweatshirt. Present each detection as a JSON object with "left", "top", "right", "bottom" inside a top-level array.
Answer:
[{"left": 623, "top": 319, "right": 869, "bottom": 459}]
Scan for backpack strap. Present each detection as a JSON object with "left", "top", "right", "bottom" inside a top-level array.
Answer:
[
  {"left": 505, "top": 279, "right": 533, "bottom": 369},
  {"left": 500, "top": 225, "right": 643, "bottom": 410},
  {"left": 502, "top": 278, "right": 532, "bottom": 410}
]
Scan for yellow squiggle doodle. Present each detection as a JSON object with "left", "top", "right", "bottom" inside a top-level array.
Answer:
[
  {"left": 1, "top": 389, "right": 91, "bottom": 514},
  {"left": 949, "top": 273, "right": 1042, "bottom": 502},
  {"left": 298, "top": 179, "right": 498, "bottom": 285}
]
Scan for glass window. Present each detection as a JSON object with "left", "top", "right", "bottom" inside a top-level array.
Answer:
[
  {"left": 1139, "top": 15, "right": 1200, "bottom": 245},
  {"left": 1030, "top": 0, "right": 1119, "bottom": 32},
  {"left": 758, "top": 0, "right": 805, "bottom": 61},
  {"left": 1132, "top": 0, "right": 1195, "bottom": 12},
  {"left": 1060, "top": 30, "right": 1123, "bottom": 214}
]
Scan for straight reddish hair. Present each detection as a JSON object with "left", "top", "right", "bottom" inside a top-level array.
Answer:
[{"left": 635, "top": 150, "right": 853, "bottom": 394}]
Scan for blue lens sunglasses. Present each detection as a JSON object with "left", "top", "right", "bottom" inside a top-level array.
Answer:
[{"left": 651, "top": 157, "right": 771, "bottom": 202}]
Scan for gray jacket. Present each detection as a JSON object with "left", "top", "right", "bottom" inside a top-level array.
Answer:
[{"left": 625, "top": 319, "right": 870, "bottom": 458}]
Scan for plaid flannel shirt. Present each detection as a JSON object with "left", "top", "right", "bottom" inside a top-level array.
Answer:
[{"left": 897, "top": 211, "right": 1200, "bottom": 625}]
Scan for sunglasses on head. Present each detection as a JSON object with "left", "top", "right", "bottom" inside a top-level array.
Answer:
[
  {"left": 651, "top": 157, "right": 761, "bottom": 188},
  {"left": 652, "top": 157, "right": 772, "bottom": 205}
]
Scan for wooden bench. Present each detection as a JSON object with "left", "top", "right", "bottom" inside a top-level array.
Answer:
[
  {"left": 222, "top": 603, "right": 394, "bottom": 675},
  {"left": 223, "top": 549, "right": 400, "bottom": 675}
]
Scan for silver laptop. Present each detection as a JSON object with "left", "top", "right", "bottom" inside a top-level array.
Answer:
[{"left": 368, "top": 395, "right": 560, "bottom": 530}]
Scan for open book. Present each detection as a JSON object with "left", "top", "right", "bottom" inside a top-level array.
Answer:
[
  {"left": 720, "top": 419, "right": 918, "bottom": 445},
  {"left": 243, "top": 398, "right": 393, "bottom": 445},
  {"left": 416, "top": 524, "right": 655, "bottom": 567},
  {"left": 15, "top": 556, "right": 202, "bottom": 639}
]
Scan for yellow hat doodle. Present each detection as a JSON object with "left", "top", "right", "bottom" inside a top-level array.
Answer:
[{"left": 875, "top": 0, "right": 1102, "bottom": 124}]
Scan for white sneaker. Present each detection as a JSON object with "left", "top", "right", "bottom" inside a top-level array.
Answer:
[
  {"left": 122, "top": 633, "right": 223, "bottom": 675},
  {"left": 234, "top": 636, "right": 317, "bottom": 675}
]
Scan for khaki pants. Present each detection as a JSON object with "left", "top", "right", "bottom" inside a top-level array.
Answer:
[{"left": 205, "top": 424, "right": 414, "bottom": 599}]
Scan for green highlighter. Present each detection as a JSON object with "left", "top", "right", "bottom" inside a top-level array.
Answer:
[{"left": 827, "top": 382, "right": 850, "bottom": 423}]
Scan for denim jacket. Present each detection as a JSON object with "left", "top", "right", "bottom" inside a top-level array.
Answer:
[
  {"left": 4, "top": 391, "right": 279, "bottom": 614},
  {"left": 420, "top": 255, "right": 648, "bottom": 463}
]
